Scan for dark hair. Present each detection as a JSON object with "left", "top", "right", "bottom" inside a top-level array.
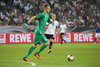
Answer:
[{"left": 44, "top": 4, "right": 50, "bottom": 8}]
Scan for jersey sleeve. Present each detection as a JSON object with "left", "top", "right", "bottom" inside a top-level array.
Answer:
[{"left": 36, "top": 13, "right": 44, "bottom": 19}]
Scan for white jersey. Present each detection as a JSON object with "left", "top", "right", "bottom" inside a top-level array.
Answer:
[
  {"left": 45, "top": 19, "right": 59, "bottom": 35},
  {"left": 60, "top": 24, "right": 67, "bottom": 33}
]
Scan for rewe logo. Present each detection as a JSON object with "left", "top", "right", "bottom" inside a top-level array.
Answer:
[
  {"left": 10, "top": 33, "right": 32, "bottom": 43},
  {"left": 74, "top": 33, "right": 93, "bottom": 42}
]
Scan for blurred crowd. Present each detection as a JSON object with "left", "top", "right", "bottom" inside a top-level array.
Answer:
[{"left": 0, "top": 0, "right": 100, "bottom": 27}]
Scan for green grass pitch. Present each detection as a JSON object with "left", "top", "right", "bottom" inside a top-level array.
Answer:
[{"left": 0, "top": 43, "right": 100, "bottom": 67}]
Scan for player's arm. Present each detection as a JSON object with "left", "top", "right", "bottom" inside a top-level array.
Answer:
[
  {"left": 22, "top": 16, "right": 36, "bottom": 29},
  {"left": 45, "top": 22, "right": 49, "bottom": 29},
  {"left": 56, "top": 26, "right": 59, "bottom": 34},
  {"left": 59, "top": 25, "right": 61, "bottom": 33},
  {"left": 28, "top": 16, "right": 36, "bottom": 23},
  {"left": 56, "top": 22, "right": 59, "bottom": 34},
  {"left": 56, "top": 27, "right": 58, "bottom": 32},
  {"left": 45, "top": 24, "right": 48, "bottom": 29},
  {"left": 22, "top": 13, "right": 44, "bottom": 29}
]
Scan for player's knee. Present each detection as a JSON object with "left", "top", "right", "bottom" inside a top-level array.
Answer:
[
  {"left": 45, "top": 42, "right": 50, "bottom": 46},
  {"left": 50, "top": 39, "right": 53, "bottom": 42}
]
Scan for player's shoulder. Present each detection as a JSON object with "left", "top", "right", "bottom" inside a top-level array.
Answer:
[
  {"left": 36, "top": 12, "right": 44, "bottom": 16},
  {"left": 54, "top": 20, "right": 59, "bottom": 25},
  {"left": 53, "top": 20, "right": 58, "bottom": 23}
]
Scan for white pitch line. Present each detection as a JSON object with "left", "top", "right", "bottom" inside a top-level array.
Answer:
[{"left": 0, "top": 59, "right": 36, "bottom": 66}]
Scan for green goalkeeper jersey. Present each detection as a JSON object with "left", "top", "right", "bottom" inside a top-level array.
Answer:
[{"left": 36, "top": 12, "right": 50, "bottom": 33}]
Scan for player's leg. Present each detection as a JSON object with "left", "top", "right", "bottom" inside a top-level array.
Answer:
[
  {"left": 23, "top": 44, "right": 37, "bottom": 62},
  {"left": 48, "top": 38, "right": 53, "bottom": 53},
  {"left": 35, "top": 41, "right": 50, "bottom": 60},
  {"left": 35, "top": 32, "right": 50, "bottom": 60},
  {"left": 61, "top": 40, "right": 62, "bottom": 44},
  {"left": 60, "top": 33, "right": 63, "bottom": 45}
]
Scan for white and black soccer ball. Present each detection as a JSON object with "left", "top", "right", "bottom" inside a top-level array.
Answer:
[{"left": 67, "top": 54, "right": 74, "bottom": 61}]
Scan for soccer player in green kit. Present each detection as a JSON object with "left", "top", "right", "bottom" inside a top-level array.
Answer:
[{"left": 23, "top": 4, "right": 51, "bottom": 62}]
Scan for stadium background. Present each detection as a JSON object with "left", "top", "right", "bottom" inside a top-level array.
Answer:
[
  {"left": 0, "top": 0, "right": 100, "bottom": 43},
  {"left": 0, "top": 0, "right": 100, "bottom": 27},
  {"left": 0, "top": 0, "right": 100, "bottom": 67}
]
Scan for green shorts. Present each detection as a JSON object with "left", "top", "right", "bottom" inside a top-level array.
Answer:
[{"left": 34, "top": 30, "right": 48, "bottom": 44}]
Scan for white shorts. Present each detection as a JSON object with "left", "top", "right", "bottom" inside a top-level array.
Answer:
[{"left": 95, "top": 33, "right": 100, "bottom": 37}]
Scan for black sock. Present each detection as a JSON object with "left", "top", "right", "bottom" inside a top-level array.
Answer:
[
  {"left": 49, "top": 41, "right": 53, "bottom": 49},
  {"left": 95, "top": 38, "right": 97, "bottom": 42},
  {"left": 61, "top": 39, "right": 62, "bottom": 45}
]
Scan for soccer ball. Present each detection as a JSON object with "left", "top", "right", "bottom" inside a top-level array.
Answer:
[{"left": 67, "top": 54, "right": 74, "bottom": 61}]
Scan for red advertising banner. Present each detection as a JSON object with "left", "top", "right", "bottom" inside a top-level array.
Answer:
[
  {"left": 0, "top": 33, "right": 99, "bottom": 44},
  {"left": 6, "top": 33, "right": 34, "bottom": 44},
  {"left": 53, "top": 33, "right": 96, "bottom": 43},
  {"left": 70, "top": 33, "right": 95, "bottom": 43}
]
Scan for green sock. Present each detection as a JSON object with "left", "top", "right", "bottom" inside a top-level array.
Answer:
[
  {"left": 35, "top": 44, "right": 46, "bottom": 54},
  {"left": 24, "top": 46, "right": 35, "bottom": 58}
]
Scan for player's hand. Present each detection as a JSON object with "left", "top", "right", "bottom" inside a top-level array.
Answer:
[{"left": 22, "top": 22, "right": 30, "bottom": 29}]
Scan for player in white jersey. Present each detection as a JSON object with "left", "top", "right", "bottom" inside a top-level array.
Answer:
[
  {"left": 59, "top": 21, "right": 67, "bottom": 45},
  {"left": 45, "top": 13, "right": 59, "bottom": 53}
]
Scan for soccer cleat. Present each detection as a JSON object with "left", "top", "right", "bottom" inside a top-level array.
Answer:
[
  {"left": 23, "top": 57, "right": 30, "bottom": 62},
  {"left": 48, "top": 49, "right": 52, "bottom": 53},
  {"left": 34, "top": 53, "right": 42, "bottom": 60}
]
